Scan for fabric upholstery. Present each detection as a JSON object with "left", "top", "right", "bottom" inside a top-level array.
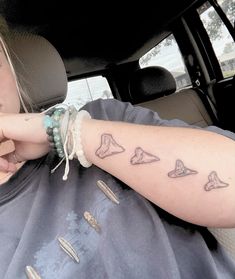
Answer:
[
  {"left": 7, "top": 32, "right": 67, "bottom": 109},
  {"left": 129, "top": 66, "right": 213, "bottom": 127},
  {"left": 129, "top": 66, "right": 176, "bottom": 103},
  {"left": 138, "top": 89, "right": 213, "bottom": 127}
]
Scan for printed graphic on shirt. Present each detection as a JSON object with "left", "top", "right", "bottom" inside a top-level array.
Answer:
[
  {"left": 32, "top": 178, "right": 125, "bottom": 278},
  {"left": 33, "top": 210, "right": 96, "bottom": 278}
]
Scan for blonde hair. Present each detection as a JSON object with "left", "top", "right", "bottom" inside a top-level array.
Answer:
[{"left": 0, "top": 16, "right": 34, "bottom": 112}]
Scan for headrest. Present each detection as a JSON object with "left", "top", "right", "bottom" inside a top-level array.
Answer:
[
  {"left": 129, "top": 66, "right": 176, "bottom": 104},
  {"left": 7, "top": 32, "right": 67, "bottom": 110}
]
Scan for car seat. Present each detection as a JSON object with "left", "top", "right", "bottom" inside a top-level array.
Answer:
[
  {"left": 129, "top": 66, "right": 216, "bottom": 127},
  {"left": 7, "top": 31, "right": 67, "bottom": 110}
]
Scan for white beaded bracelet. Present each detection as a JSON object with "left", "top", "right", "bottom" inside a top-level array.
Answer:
[{"left": 70, "top": 109, "right": 92, "bottom": 168}]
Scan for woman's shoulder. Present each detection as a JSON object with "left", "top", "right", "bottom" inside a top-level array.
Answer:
[{"left": 81, "top": 98, "right": 132, "bottom": 121}]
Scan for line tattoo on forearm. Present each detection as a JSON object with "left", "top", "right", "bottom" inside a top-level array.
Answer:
[
  {"left": 204, "top": 171, "right": 229, "bottom": 191},
  {"left": 95, "top": 133, "right": 125, "bottom": 159},
  {"left": 130, "top": 147, "right": 160, "bottom": 165},
  {"left": 168, "top": 159, "right": 198, "bottom": 178}
]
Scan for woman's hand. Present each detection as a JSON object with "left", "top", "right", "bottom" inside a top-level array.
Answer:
[{"left": 0, "top": 113, "right": 50, "bottom": 172}]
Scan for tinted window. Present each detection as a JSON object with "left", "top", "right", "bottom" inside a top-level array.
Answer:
[
  {"left": 218, "top": 0, "right": 235, "bottom": 27},
  {"left": 64, "top": 76, "right": 113, "bottom": 109},
  {"left": 139, "top": 34, "right": 192, "bottom": 90},
  {"left": 198, "top": 1, "right": 235, "bottom": 78}
]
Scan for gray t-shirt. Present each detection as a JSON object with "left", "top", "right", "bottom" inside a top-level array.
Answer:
[{"left": 1, "top": 99, "right": 235, "bottom": 279}]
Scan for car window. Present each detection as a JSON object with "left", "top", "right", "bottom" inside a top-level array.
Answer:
[
  {"left": 139, "top": 34, "right": 192, "bottom": 90},
  {"left": 63, "top": 76, "right": 113, "bottom": 109},
  {"left": 198, "top": 1, "right": 235, "bottom": 78},
  {"left": 217, "top": 0, "right": 235, "bottom": 27}
]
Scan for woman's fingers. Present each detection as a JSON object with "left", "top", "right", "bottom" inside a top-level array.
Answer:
[
  {"left": 14, "top": 141, "right": 50, "bottom": 161},
  {"left": 0, "top": 140, "right": 18, "bottom": 172},
  {"left": 0, "top": 141, "right": 49, "bottom": 173},
  {"left": 2, "top": 151, "right": 22, "bottom": 163},
  {"left": 0, "top": 156, "right": 17, "bottom": 172},
  {"left": 0, "top": 140, "right": 15, "bottom": 156}
]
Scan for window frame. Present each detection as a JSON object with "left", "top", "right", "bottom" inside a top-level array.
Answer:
[
  {"left": 139, "top": 33, "right": 193, "bottom": 90},
  {"left": 184, "top": 1, "right": 235, "bottom": 82},
  {"left": 209, "top": 0, "right": 235, "bottom": 41},
  {"left": 196, "top": 0, "right": 235, "bottom": 80},
  {"left": 65, "top": 72, "right": 114, "bottom": 107}
]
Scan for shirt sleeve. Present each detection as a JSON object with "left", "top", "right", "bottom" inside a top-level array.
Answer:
[{"left": 83, "top": 98, "right": 235, "bottom": 141}]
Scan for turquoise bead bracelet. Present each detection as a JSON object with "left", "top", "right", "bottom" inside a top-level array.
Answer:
[{"left": 43, "top": 108, "right": 66, "bottom": 158}]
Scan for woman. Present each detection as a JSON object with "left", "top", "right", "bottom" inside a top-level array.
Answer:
[{"left": 0, "top": 26, "right": 235, "bottom": 278}]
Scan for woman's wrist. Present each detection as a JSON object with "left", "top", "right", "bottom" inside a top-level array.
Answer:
[
  {"left": 80, "top": 118, "right": 94, "bottom": 164},
  {"left": 72, "top": 110, "right": 92, "bottom": 167}
]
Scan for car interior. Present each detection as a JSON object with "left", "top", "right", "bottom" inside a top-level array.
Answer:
[
  {"left": 128, "top": 65, "right": 216, "bottom": 127},
  {"left": 0, "top": 0, "right": 235, "bottom": 261}
]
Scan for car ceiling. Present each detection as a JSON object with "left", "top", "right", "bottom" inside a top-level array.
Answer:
[{"left": 0, "top": 0, "right": 201, "bottom": 77}]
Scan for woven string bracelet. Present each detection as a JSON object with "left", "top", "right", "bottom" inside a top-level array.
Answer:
[{"left": 43, "top": 105, "right": 92, "bottom": 180}]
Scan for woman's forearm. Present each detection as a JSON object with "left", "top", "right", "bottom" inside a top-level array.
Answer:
[
  {"left": 1, "top": 113, "right": 234, "bottom": 227},
  {"left": 82, "top": 119, "right": 235, "bottom": 228}
]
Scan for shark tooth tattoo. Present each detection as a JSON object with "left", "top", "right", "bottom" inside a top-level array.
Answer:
[
  {"left": 204, "top": 171, "right": 229, "bottom": 191},
  {"left": 130, "top": 147, "right": 160, "bottom": 165},
  {"left": 95, "top": 133, "right": 125, "bottom": 159},
  {"left": 168, "top": 159, "right": 198, "bottom": 178}
]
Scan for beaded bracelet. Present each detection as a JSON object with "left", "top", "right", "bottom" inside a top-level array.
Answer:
[
  {"left": 72, "top": 109, "right": 92, "bottom": 168},
  {"left": 43, "top": 108, "right": 66, "bottom": 158},
  {"left": 43, "top": 106, "right": 92, "bottom": 180}
]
